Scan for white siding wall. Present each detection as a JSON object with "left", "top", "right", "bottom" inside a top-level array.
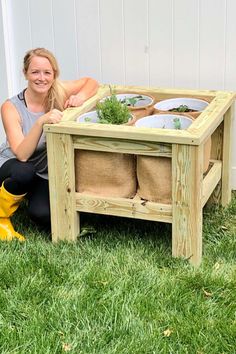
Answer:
[{"left": 1, "top": 0, "right": 236, "bottom": 187}]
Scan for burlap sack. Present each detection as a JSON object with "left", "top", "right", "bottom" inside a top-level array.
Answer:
[
  {"left": 137, "top": 156, "right": 172, "bottom": 204},
  {"left": 137, "top": 139, "right": 211, "bottom": 204},
  {"left": 75, "top": 150, "right": 137, "bottom": 198}
]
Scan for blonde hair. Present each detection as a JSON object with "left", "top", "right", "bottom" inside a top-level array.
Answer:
[{"left": 23, "top": 48, "right": 66, "bottom": 112}]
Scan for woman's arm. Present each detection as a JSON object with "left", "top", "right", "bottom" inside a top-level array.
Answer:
[
  {"left": 1, "top": 101, "right": 63, "bottom": 162},
  {"left": 62, "top": 77, "right": 99, "bottom": 108}
]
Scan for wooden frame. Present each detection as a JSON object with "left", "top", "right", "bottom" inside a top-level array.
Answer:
[{"left": 44, "top": 85, "right": 235, "bottom": 266}]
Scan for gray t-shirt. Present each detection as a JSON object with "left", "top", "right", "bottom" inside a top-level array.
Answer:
[{"left": 0, "top": 90, "right": 48, "bottom": 179}]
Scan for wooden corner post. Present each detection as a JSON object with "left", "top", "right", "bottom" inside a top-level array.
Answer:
[
  {"left": 46, "top": 131, "right": 80, "bottom": 242},
  {"left": 172, "top": 143, "right": 204, "bottom": 266}
]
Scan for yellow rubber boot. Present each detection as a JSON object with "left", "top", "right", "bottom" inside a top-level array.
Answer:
[{"left": 0, "top": 183, "right": 26, "bottom": 241}]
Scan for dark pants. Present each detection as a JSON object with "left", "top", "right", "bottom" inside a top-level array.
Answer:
[{"left": 0, "top": 159, "right": 50, "bottom": 227}]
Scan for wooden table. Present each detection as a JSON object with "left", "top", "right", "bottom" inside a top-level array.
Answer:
[{"left": 44, "top": 85, "right": 235, "bottom": 266}]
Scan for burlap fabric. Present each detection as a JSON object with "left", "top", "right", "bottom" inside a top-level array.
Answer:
[
  {"left": 137, "top": 139, "right": 211, "bottom": 204},
  {"left": 137, "top": 156, "right": 172, "bottom": 204},
  {"left": 75, "top": 150, "right": 137, "bottom": 198}
]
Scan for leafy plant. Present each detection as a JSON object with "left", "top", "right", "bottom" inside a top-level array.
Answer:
[
  {"left": 84, "top": 116, "right": 92, "bottom": 122},
  {"left": 96, "top": 94, "right": 131, "bottom": 125},
  {"left": 169, "top": 104, "right": 197, "bottom": 112},
  {"left": 120, "top": 95, "right": 145, "bottom": 107},
  {"left": 173, "top": 117, "right": 181, "bottom": 129}
]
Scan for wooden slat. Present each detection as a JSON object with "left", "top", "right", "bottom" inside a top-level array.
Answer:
[
  {"left": 221, "top": 106, "right": 233, "bottom": 206},
  {"left": 44, "top": 121, "right": 198, "bottom": 145},
  {"left": 73, "top": 136, "right": 172, "bottom": 157},
  {"left": 113, "top": 85, "right": 218, "bottom": 99},
  {"left": 202, "top": 160, "right": 222, "bottom": 207},
  {"left": 76, "top": 193, "right": 172, "bottom": 223},
  {"left": 188, "top": 92, "right": 236, "bottom": 143},
  {"left": 62, "top": 85, "right": 110, "bottom": 122},
  {"left": 172, "top": 144, "right": 203, "bottom": 266},
  {"left": 47, "top": 133, "right": 80, "bottom": 242},
  {"left": 207, "top": 122, "right": 223, "bottom": 205}
]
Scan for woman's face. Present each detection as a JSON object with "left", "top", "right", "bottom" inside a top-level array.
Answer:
[{"left": 25, "top": 56, "right": 55, "bottom": 95}]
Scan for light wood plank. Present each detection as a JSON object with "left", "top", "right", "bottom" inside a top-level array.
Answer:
[
  {"left": 73, "top": 136, "right": 172, "bottom": 157},
  {"left": 187, "top": 92, "right": 236, "bottom": 143},
  {"left": 207, "top": 122, "right": 223, "bottom": 205},
  {"left": 76, "top": 193, "right": 172, "bottom": 223},
  {"left": 44, "top": 121, "right": 198, "bottom": 145},
  {"left": 47, "top": 132, "right": 79, "bottom": 242},
  {"left": 172, "top": 144, "right": 203, "bottom": 266},
  {"left": 221, "top": 106, "right": 233, "bottom": 206},
  {"left": 202, "top": 160, "right": 222, "bottom": 207}
]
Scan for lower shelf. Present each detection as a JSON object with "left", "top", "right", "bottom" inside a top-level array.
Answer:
[{"left": 76, "top": 159, "right": 222, "bottom": 223}]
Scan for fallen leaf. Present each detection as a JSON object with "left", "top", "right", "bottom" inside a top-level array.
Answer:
[
  {"left": 79, "top": 227, "right": 96, "bottom": 237},
  {"left": 62, "top": 343, "right": 72, "bottom": 352},
  {"left": 213, "top": 262, "right": 220, "bottom": 270},
  {"left": 221, "top": 225, "right": 228, "bottom": 230},
  {"left": 203, "top": 289, "right": 213, "bottom": 297},
  {"left": 163, "top": 328, "right": 173, "bottom": 337}
]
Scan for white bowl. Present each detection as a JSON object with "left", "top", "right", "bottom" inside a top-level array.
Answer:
[
  {"left": 154, "top": 97, "right": 208, "bottom": 112},
  {"left": 76, "top": 110, "right": 99, "bottom": 123},
  {"left": 100, "top": 93, "right": 154, "bottom": 108},
  {"left": 135, "top": 114, "right": 193, "bottom": 130}
]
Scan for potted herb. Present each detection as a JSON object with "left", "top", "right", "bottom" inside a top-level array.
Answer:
[
  {"left": 76, "top": 93, "right": 133, "bottom": 125},
  {"left": 100, "top": 91, "right": 155, "bottom": 121},
  {"left": 96, "top": 94, "right": 132, "bottom": 124},
  {"left": 75, "top": 93, "right": 137, "bottom": 199},
  {"left": 154, "top": 97, "right": 209, "bottom": 119}
]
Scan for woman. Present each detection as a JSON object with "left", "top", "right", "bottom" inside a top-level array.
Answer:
[{"left": 0, "top": 47, "right": 99, "bottom": 241}]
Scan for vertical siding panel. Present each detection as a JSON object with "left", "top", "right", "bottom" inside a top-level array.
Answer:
[
  {"left": 75, "top": 0, "right": 101, "bottom": 81},
  {"left": 225, "top": 0, "right": 236, "bottom": 186},
  {"left": 52, "top": 0, "right": 77, "bottom": 80},
  {"left": 199, "top": 0, "right": 225, "bottom": 89},
  {"left": 28, "top": 0, "right": 54, "bottom": 51},
  {"left": 225, "top": 0, "right": 236, "bottom": 90},
  {"left": 173, "top": 0, "right": 199, "bottom": 89},
  {"left": 0, "top": 2, "right": 8, "bottom": 141},
  {"left": 149, "top": 0, "right": 173, "bottom": 87},
  {"left": 99, "top": 0, "right": 124, "bottom": 85},
  {"left": 7, "top": 0, "right": 31, "bottom": 93},
  {"left": 123, "top": 0, "right": 149, "bottom": 86},
  {"left": 0, "top": 0, "right": 12, "bottom": 99}
]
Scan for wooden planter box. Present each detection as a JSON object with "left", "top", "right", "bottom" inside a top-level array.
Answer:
[{"left": 44, "top": 85, "right": 235, "bottom": 266}]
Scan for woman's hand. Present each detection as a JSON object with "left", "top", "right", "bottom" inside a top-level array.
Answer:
[
  {"left": 40, "top": 109, "right": 63, "bottom": 125},
  {"left": 64, "top": 94, "right": 86, "bottom": 108}
]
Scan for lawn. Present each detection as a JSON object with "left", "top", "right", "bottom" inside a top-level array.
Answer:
[{"left": 0, "top": 195, "right": 236, "bottom": 354}]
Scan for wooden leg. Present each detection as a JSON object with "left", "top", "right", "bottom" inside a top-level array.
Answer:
[
  {"left": 46, "top": 132, "right": 80, "bottom": 242},
  {"left": 172, "top": 144, "right": 203, "bottom": 266},
  {"left": 221, "top": 106, "right": 233, "bottom": 206}
]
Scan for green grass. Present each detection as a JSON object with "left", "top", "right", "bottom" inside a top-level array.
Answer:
[{"left": 0, "top": 195, "right": 236, "bottom": 354}]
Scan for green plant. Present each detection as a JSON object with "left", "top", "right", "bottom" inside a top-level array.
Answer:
[
  {"left": 173, "top": 117, "right": 181, "bottom": 129},
  {"left": 169, "top": 104, "right": 197, "bottom": 112},
  {"left": 1, "top": 194, "right": 236, "bottom": 353},
  {"left": 120, "top": 95, "right": 145, "bottom": 107},
  {"left": 96, "top": 94, "right": 131, "bottom": 125}
]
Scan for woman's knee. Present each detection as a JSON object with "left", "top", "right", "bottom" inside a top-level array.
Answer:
[
  {"left": 11, "top": 161, "right": 37, "bottom": 185},
  {"left": 28, "top": 205, "right": 51, "bottom": 227}
]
